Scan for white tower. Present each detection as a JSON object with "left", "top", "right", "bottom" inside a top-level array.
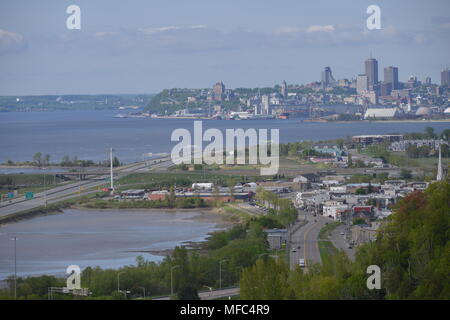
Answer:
[
  {"left": 436, "top": 142, "right": 443, "bottom": 181},
  {"left": 110, "top": 148, "right": 114, "bottom": 192}
]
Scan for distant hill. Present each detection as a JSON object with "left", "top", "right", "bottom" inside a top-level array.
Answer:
[{"left": 0, "top": 94, "right": 155, "bottom": 112}]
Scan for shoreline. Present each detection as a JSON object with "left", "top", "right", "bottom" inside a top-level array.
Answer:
[
  {"left": 0, "top": 207, "right": 239, "bottom": 279},
  {"left": 328, "top": 119, "right": 450, "bottom": 124}
]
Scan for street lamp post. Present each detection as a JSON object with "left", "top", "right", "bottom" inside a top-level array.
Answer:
[
  {"left": 170, "top": 265, "right": 180, "bottom": 297},
  {"left": 11, "top": 237, "right": 17, "bottom": 300},
  {"left": 139, "top": 286, "right": 146, "bottom": 299},
  {"left": 219, "top": 259, "right": 228, "bottom": 289},
  {"left": 117, "top": 271, "right": 125, "bottom": 293},
  {"left": 44, "top": 174, "right": 47, "bottom": 207}
]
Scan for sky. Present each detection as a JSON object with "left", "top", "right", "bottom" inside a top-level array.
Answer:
[{"left": 0, "top": 0, "right": 449, "bottom": 95}]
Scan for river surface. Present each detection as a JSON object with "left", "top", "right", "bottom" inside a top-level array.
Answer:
[
  {"left": 0, "top": 109, "right": 449, "bottom": 164},
  {"left": 0, "top": 209, "right": 224, "bottom": 279}
]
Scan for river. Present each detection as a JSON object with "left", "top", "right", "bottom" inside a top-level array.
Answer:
[
  {"left": 1, "top": 110, "right": 449, "bottom": 164},
  {"left": 0, "top": 209, "right": 225, "bottom": 279}
]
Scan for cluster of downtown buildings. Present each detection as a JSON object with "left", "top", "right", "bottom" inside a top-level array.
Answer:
[{"left": 143, "top": 56, "right": 450, "bottom": 121}]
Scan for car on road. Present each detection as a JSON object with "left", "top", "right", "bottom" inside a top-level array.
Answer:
[
  {"left": 340, "top": 232, "right": 345, "bottom": 236},
  {"left": 291, "top": 248, "right": 296, "bottom": 252},
  {"left": 298, "top": 258, "right": 305, "bottom": 268}
]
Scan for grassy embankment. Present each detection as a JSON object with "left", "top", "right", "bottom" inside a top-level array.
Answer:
[{"left": 317, "top": 222, "right": 342, "bottom": 265}]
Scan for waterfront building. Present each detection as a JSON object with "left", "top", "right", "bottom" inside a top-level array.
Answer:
[
  {"left": 364, "top": 107, "right": 399, "bottom": 119},
  {"left": 352, "top": 134, "right": 403, "bottom": 146}
]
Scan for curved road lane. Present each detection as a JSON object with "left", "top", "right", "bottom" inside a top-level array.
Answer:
[{"left": 289, "top": 211, "right": 332, "bottom": 271}]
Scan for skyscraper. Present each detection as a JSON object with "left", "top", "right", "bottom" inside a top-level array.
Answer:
[
  {"left": 384, "top": 66, "right": 399, "bottom": 90},
  {"left": 280, "top": 80, "right": 287, "bottom": 98},
  {"left": 213, "top": 81, "right": 225, "bottom": 101},
  {"left": 365, "top": 58, "right": 378, "bottom": 89},
  {"left": 321, "top": 67, "right": 336, "bottom": 88},
  {"left": 441, "top": 68, "right": 450, "bottom": 87}
]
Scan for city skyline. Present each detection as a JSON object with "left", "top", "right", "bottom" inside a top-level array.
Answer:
[{"left": 0, "top": 0, "right": 449, "bottom": 95}]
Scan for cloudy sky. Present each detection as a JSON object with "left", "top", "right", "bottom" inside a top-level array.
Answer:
[{"left": 0, "top": 0, "right": 449, "bottom": 95}]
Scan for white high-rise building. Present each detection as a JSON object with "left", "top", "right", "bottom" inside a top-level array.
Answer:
[
  {"left": 262, "top": 95, "right": 270, "bottom": 115},
  {"left": 357, "top": 74, "right": 369, "bottom": 95}
]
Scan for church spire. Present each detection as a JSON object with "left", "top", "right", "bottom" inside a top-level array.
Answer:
[{"left": 436, "top": 141, "right": 443, "bottom": 181}]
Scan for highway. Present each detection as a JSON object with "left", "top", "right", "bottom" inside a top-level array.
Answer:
[
  {"left": 153, "top": 287, "right": 240, "bottom": 300},
  {"left": 329, "top": 223, "right": 356, "bottom": 261},
  {"left": 289, "top": 210, "right": 333, "bottom": 271},
  {"left": 0, "top": 158, "right": 173, "bottom": 220}
]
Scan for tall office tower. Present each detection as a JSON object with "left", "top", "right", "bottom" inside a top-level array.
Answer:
[
  {"left": 280, "top": 80, "right": 288, "bottom": 98},
  {"left": 321, "top": 66, "right": 336, "bottom": 88},
  {"left": 213, "top": 81, "right": 225, "bottom": 101},
  {"left": 262, "top": 95, "right": 270, "bottom": 115},
  {"left": 384, "top": 66, "right": 399, "bottom": 90},
  {"left": 357, "top": 74, "right": 369, "bottom": 95},
  {"left": 441, "top": 68, "right": 450, "bottom": 87},
  {"left": 365, "top": 57, "right": 378, "bottom": 88},
  {"left": 425, "top": 77, "right": 432, "bottom": 86}
]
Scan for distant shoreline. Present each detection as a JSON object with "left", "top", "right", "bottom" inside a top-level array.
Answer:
[{"left": 329, "top": 119, "right": 450, "bottom": 124}]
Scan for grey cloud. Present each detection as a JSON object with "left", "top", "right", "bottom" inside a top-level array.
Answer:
[
  {"left": 44, "top": 23, "right": 444, "bottom": 57},
  {"left": 0, "top": 29, "right": 26, "bottom": 55}
]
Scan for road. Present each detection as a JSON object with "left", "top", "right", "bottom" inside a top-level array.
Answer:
[
  {"left": 329, "top": 223, "right": 356, "bottom": 261},
  {"left": 289, "top": 210, "right": 333, "bottom": 271},
  {"left": 0, "top": 158, "right": 173, "bottom": 219},
  {"left": 153, "top": 287, "right": 240, "bottom": 300}
]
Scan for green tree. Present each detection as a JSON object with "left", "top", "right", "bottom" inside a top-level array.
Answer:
[
  {"left": 400, "top": 168, "right": 412, "bottom": 179},
  {"left": 112, "top": 156, "right": 120, "bottom": 168},
  {"left": 425, "top": 127, "right": 437, "bottom": 139},
  {"left": 33, "top": 152, "right": 42, "bottom": 167}
]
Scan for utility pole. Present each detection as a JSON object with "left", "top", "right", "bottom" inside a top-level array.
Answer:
[{"left": 110, "top": 148, "right": 114, "bottom": 194}]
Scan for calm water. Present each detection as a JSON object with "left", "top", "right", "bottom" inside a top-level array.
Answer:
[
  {"left": 0, "top": 110, "right": 449, "bottom": 164},
  {"left": 0, "top": 209, "right": 223, "bottom": 279}
]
